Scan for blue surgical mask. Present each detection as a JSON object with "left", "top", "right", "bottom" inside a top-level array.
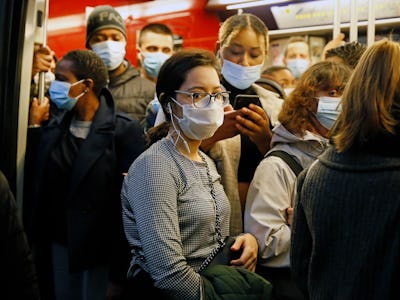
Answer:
[
  {"left": 49, "top": 79, "right": 86, "bottom": 111},
  {"left": 221, "top": 59, "right": 262, "bottom": 90},
  {"left": 286, "top": 58, "right": 309, "bottom": 79},
  {"left": 316, "top": 96, "right": 342, "bottom": 129},
  {"left": 91, "top": 40, "right": 126, "bottom": 71},
  {"left": 142, "top": 51, "right": 170, "bottom": 78}
]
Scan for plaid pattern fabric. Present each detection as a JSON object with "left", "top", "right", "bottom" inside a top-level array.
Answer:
[{"left": 122, "top": 138, "right": 230, "bottom": 299}]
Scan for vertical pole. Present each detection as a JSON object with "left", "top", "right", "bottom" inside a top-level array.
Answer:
[
  {"left": 333, "top": 0, "right": 341, "bottom": 39},
  {"left": 367, "top": 0, "right": 375, "bottom": 46},
  {"left": 349, "top": 0, "right": 358, "bottom": 42},
  {"left": 36, "top": 0, "right": 48, "bottom": 103}
]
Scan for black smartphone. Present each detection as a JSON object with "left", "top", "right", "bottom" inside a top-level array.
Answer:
[{"left": 233, "top": 94, "right": 261, "bottom": 110}]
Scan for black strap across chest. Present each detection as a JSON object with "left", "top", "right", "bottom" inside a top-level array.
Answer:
[{"left": 266, "top": 150, "right": 303, "bottom": 176}]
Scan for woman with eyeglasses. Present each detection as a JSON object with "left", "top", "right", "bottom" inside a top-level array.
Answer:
[{"left": 121, "top": 49, "right": 269, "bottom": 299}]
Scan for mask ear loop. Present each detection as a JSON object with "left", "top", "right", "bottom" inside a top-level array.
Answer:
[{"left": 168, "top": 101, "right": 191, "bottom": 154}]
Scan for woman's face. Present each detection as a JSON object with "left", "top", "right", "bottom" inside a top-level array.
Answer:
[
  {"left": 220, "top": 28, "right": 266, "bottom": 67},
  {"left": 171, "top": 65, "right": 223, "bottom": 116}
]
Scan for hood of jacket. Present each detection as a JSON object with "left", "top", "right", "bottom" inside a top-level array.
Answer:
[{"left": 269, "top": 122, "right": 330, "bottom": 168}]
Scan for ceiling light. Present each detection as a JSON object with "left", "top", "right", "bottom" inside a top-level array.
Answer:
[{"left": 227, "top": 0, "right": 290, "bottom": 10}]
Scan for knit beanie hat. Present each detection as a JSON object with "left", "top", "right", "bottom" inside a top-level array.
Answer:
[{"left": 86, "top": 5, "right": 127, "bottom": 48}]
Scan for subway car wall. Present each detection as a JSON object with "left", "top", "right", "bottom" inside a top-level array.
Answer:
[{"left": 47, "top": 0, "right": 221, "bottom": 65}]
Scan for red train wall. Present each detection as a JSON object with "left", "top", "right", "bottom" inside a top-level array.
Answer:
[{"left": 46, "top": 0, "right": 221, "bottom": 66}]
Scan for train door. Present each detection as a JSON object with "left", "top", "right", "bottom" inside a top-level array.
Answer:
[{"left": 0, "top": 0, "right": 42, "bottom": 207}]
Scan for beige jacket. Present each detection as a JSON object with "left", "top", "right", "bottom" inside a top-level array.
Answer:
[{"left": 208, "top": 84, "right": 283, "bottom": 235}]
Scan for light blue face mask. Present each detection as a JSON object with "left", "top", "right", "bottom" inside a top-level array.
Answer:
[
  {"left": 49, "top": 79, "right": 86, "bottom": 111},
  {"left": 316, "top": 96, "right": 342, "bottom": 129},
  {"left": 142, "top": 51, "right": 170, "bottom": 78},
  {"left": 221, "top": 59, "right": 263, "bottom": 90},
  {"left": 286, "top": 58, "right": 310, "bottom": 79}
]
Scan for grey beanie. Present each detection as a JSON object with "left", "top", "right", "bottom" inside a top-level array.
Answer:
[{"left": 86, "top": 5, "right": 127, "bottom": 48}]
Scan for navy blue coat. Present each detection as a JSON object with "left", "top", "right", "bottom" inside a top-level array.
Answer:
[{"left": 24, "top": 88, "right": 145, "bottom": 286}]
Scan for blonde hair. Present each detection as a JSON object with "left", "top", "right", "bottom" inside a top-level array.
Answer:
[{"left": 331, "top": 39, "right": 400, "bottom": 152}]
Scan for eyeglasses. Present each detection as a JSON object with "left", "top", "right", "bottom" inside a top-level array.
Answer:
[{"left": 174, "top": 90, "right": 230, "bottom": 108}]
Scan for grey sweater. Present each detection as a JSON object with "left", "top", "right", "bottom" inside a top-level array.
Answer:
[{"left": 291, "top": 145, "right": 400, "bottom": 300}]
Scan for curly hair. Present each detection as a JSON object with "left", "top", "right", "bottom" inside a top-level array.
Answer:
[
  {"left": 62, "top": 49, "right": 109, "bottom": 96},
  {"left": 278, "top": 60, "right": 351, "bottom": 136},
  {"left": 325, "top": 41, "right": 367, "bottom": 69}
]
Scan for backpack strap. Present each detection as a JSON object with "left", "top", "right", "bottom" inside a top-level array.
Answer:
[{"left": 266, "top": 150, "right": 303, "bottom": 176}]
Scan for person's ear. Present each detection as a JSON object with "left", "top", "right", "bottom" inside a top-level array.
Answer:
[{"left": 83, "top": 78, "right": 94, "bottom": 92}]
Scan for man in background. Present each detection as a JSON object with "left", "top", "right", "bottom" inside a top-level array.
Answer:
[
  {"left": 137, "top": 23, "right": 175, "bottom": 131},
  {"left": 261, "top": 65, "right": 295, "bottom": 93},
  {"left": 86, "top": 5, "right": 155, "bottom": 128},
  {"left": 137, "top": 23, "right": 174, "bottom": 83},
  {"left": 282, "top": 36, "right": 312, "bottom": 80}
]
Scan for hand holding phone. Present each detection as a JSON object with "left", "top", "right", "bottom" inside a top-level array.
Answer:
[{"left": 233, "top": 94, "right": 261, "bottom": 110}]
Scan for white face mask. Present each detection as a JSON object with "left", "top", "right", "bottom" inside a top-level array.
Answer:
[
  {"left": 221, "top": 59, "right": 262, "bottom": 90},
  {"left": 91, "top": 40, "right": 126, "bottom": 71},
  {"left": 316, "top": 96, "right": 342, "bottom": 129},
  {"left": 170, "top": 95, "right": 224, "bottom": 140}
]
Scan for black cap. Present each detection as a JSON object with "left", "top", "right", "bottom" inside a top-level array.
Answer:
[{"left": 86, "top": 5, "right": 127, "bottom": 48}]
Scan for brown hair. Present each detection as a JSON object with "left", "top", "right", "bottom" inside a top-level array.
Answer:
[
  {"left": 278, "top": 60, "right": 351, "bottom": 136},
  {"left": 331, "top": 39, "right": 400, "bottom": 152}
]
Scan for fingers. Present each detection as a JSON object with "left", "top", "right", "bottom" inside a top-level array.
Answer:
[
  {"left": 235, "top": 105, "right": 269, "bottom": 129},
  {"left": 42, "top": 96, "right": 50, "bottom": 106},
  {"left": 224, "top": 104, "right": 234, "bottom": 112}
]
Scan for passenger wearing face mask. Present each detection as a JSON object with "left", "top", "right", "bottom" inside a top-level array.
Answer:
[
  {"left": 23, "top": 49, "right": 146, "bottom": 300},
  {"left": 244, "top": 61, "right": 351, "bottom": 300},
  {"left": 86, "top": 5, "right": 155, "bottom": 128},
  {"left": 199, "top": 13, "right": 283, "bottom": 235},
  {"left": 136, "top": 23, "right": 175, "bottom": 131},
  {"left": 122, "top": 49, "right": 268, "bottom": 299},
  {"left": 283, "top": 36, "right": 312, "bottom": 80}
]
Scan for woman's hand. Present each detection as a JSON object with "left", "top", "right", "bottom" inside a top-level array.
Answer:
[
  {"left": 32, "top": 45, "right": 55, "bottom": 79},
  {"left": 235, "top": 104, "right": 272, "bottom": 155},
  {"left": 200, "top": 105, "right": 241, "bottom": 152},
  {"left": 29, "top": 97, "right": 49, "bottom": 126},
  {"left": 229, "top": 233, "right": 258, "bottom": 272}
]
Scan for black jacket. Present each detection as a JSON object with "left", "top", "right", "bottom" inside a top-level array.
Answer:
[
  {"left": 108, "top": 60, "right": 155, "bottom": 128},
  {"left": 24, "top": 87, "right": 146, "bottom": 289},
  {"left": 0, "top": 170, "right": 40, "bottom": 300}
]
